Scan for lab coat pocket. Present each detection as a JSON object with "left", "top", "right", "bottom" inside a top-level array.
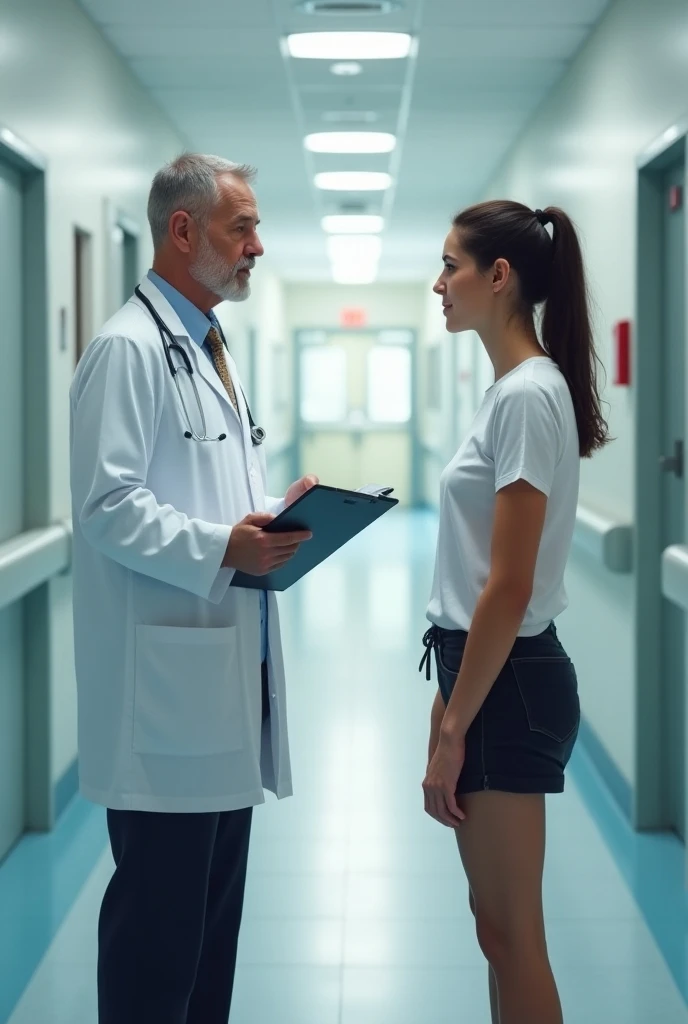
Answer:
[{"left": 133, "top": 625, "right": 244, "bottom": 757}]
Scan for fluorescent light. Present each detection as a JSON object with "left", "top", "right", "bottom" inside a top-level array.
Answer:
[
  {"left": 331, "top": 62, "right": 362, "bottom": 76},
  {"left": 315, "top": 171, "right": 392, "bottom": 191},
  {"left": 329, "top": 234, "right": 382, "bottom": 285},
  {"left": 327, "top": 235, "right": 382, "bottom": 263},
  {"left": 305, "top": 132, "right": 396, "bottom": 154},
  {"left": 286, "top": 32, "right": 412, "bottom": 60},
  {"left": 322, "top": 215, "right": 384, "bottom": 233},
  {"left": 331, "top": 265, "right": 378, "bottom": 285}
]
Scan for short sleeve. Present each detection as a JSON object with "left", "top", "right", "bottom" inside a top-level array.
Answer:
[{"left": 491, "top": 379, "right": 564, "bottom": 497}]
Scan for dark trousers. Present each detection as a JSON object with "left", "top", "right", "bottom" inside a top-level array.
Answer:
[
  {"left": 97, "top": 666, "right": 269, "bottom": 1024},
  {"left": 98, "top": 806, "right": 253, "bottom": 1024}
]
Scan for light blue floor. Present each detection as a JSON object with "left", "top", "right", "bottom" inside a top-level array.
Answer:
[{"left": 4, "top": 510, "right": 688, "bottom": 1022}]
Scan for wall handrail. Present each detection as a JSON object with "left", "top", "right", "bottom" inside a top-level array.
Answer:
[
  {"left": 572, "top": 503, "right": 633, "bottom": 573},
  {"left": 0, "top": 521, "right": 72, "bottom": 611},
  {"left": 662, "top": 544, "right": 688, "bottom": 611}
]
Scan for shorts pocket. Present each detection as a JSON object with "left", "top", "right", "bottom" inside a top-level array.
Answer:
[
  {"left": 436, "top": 638, "right": 465, "bottom": 679},
  {"left": 435, "top": 641, "right": 464, "bottom": 702},
  {"left": 510, "top": 656, "right": 580, "bottom": 744},
  {"left": 133, "top": 625, "right": 243, "bottom": 757}
]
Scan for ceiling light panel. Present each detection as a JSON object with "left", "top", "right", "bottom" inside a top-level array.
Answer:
[
  {"left": 315, "top": 171, "right": 392, "bottom": 190},
  {"left": 327, "top": 234, "right": 382, "bottom": 262},
  {"left": 286, "top": 32, "right": 413, "bottom": 61},
  {"left": 331, "top": 265, "right": 378, "bottom": 284},
  {"left": 331, "top": 266, "right": 378, "bottom": 286},
  {"left": 322, "top": 215, "right": 384, "bottom": 233},
  {"left": 305, "top": 132, "right": 396, "bottom": 153}
]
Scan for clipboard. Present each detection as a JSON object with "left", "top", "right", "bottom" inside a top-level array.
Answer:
[{"left": 230, "top": 484, "right": 398, "bottom": 592}]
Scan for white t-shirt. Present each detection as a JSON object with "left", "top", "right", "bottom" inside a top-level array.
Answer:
[{"left": 427, "top": 356, "right": 580, "bottom": 637}]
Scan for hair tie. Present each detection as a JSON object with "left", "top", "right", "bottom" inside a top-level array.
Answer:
[{"left": 534, "top": 208, "right": 550, "bottom": 227}]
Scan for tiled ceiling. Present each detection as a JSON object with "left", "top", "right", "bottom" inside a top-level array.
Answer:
[{"left": 78, "top": 0, "right": 613, "bottom": 282}]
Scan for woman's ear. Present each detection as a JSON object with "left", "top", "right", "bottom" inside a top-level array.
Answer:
[{"left": 492, "top": 258, "right": 511, "bottom": 295}]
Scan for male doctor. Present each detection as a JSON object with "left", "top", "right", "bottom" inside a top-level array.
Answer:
[{"left": 70, "top": 153, "right": 317, "bottom": 1024}]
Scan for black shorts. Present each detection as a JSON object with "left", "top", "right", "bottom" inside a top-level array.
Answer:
[{"left": 421, "top": 622, "right": 580, "bottom": 795}]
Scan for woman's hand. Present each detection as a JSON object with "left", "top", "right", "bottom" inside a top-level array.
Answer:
[{"left": 423, "top": 723, "right": 466, "bottom": 827}]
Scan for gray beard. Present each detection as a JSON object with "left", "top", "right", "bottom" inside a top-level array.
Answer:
[{"left": 189, "top": 236, "right": 252, "bottom": 302}]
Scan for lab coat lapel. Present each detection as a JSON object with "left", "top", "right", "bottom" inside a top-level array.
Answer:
[
  {"left": 188, "top": 337, "right": 241, "bottom": 421},
  {"left": 134, "top": 275, "right": 191, "bottom": 347},
  {"left": 133, "top": 276, "right": 239, "bottom": 420},
  {"left": 226, "top": 349, "right": 266, "bottom": 510},
  {"left": 226, "top": 350, "right": 252, "bottom": 452}
]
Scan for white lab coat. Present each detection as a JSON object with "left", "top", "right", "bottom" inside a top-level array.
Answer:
[{"left": 69, "top": 275, "right": 292, "bottom": 812}]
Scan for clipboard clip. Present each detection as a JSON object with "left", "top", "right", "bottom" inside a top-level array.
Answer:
[{"left": 356, "top": 484, "right": 395, "bottom": 497}]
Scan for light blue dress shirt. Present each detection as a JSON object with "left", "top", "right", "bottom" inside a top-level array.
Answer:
[{"left": 147, "top": 271, "right": 269, "bottom": 662}]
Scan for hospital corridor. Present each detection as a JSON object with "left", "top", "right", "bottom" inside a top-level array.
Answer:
[{"left": 3, "top": 0, "right": 688, "bottom": 1022}]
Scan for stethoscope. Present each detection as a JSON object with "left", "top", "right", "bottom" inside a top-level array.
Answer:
[{"left": 134, "top": 286, "right": 266, "bottom": 446}]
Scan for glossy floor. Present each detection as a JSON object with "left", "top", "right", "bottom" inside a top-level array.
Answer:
[{"left": 5, "top": 510, "right": 688, "bottom": 1023}]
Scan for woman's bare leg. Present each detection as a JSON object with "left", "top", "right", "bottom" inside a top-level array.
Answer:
[
  {"left": 468, "top": 888, "right": 500, "bottom": 1024},
  {"left": 457, "top": 792, "right": 562, "bottom": 1024}
]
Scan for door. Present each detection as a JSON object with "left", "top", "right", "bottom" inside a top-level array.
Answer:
[
  {"left": 297, "top": 330, "right": 415, "bottom": 504},
  {"left": 660, "top": 158, "right": 686, "bottom": 838},
  {"left": 110, "top": 218, "right": 139, "bottom": 309},
  {"left": 0, "top": 158, "right": 26, "bottom": 861},
  {"left": 74, "top": 228, "right": 93, "bottom": 364},
  {"left": 121, "top": 224, "right": 138, "bottom": 301}
]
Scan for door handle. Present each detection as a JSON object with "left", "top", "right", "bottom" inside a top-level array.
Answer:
[{"left": 660, "top": 439, "right": 684, "bottom": 478}]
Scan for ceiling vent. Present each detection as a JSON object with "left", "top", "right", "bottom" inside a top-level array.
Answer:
[{"left": 296, "top": 1, "right": 402, "bottom": 15}]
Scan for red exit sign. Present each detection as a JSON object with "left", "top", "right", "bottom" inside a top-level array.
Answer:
[{"left": 340, "top": 307, "right": 368, "bottom": 328}]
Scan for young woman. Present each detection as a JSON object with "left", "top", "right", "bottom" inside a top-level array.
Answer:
[{"left": 419, "top": 201, "right": 608, "bottom": 1024}]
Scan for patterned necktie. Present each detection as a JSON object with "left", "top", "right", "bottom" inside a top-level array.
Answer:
[{"left": 204, "top": 325, "right": 239, "bottom": 415}]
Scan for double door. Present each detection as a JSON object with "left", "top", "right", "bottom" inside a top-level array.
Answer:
[{"left": 297, "top": 329, "right": 417, "bottom": 505}]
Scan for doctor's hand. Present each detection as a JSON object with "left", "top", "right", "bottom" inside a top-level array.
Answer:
[
  {"left": 285, "top": 474, "right": 319, "bottom": 508},
  {"left": 223, "top": 513, "right": 312, "bottom": 576}
]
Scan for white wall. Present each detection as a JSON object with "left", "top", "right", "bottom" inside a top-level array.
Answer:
[
  {"left": 1, "top": 0, "right": 291, "bottom": 790},
  {"left": 216, "top": 268, "right": 294, "bottom": 496},
  {"left": 430, "top": 0, "right": 688, "bottom": 787},
  {"left": 285, "top": 283, "right": 427, "bottom": 333},
  {"left": 0, "top": 0, "right": 185, "bottom": 787}
]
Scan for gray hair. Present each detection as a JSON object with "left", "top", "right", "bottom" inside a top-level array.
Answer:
[{"left": 147, "top": 153, "right": 257, "bottom": 249}]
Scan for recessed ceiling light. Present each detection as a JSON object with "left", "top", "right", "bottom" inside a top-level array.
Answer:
[
  {"left": 322, "top": 110, "right": 379, "bottom": 123},
  {"left": 286, "top": 32, "right": 412, "bottom": 60},
  {"left": 322, "top": 215, "right": 384, "bottom": 233},
  {"left": 330, "top": 62, "right": 363, "bottom": 76},
  {"left": 328, "top": 232, "right": 382, "bottom": 285},
  {"left": 306, "top": 132, "right": 396, "bottom": 154},
  {"left": 332, "top": 265, "right": 378, "bottom": 284},
  {"left": 315, "top": 171, "right": 392, "bottom": 191},
  {"left": 327, "top": 235, "right": 382, "bottom": 263}
]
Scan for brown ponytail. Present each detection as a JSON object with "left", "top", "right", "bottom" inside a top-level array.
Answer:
[{"left": 453, "top": 200, "right": 609, "bottom": 457}]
